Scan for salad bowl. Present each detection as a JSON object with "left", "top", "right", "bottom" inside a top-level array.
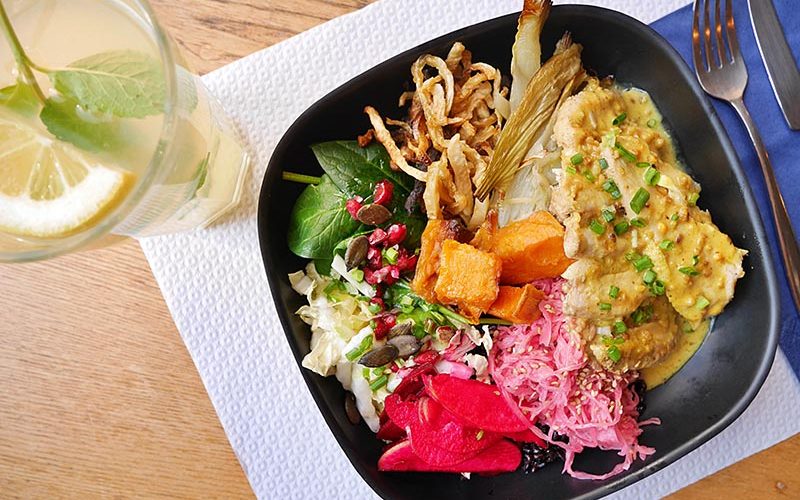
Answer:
[{"left": 258, "top": 5, "right": 780, "bottom": 499}]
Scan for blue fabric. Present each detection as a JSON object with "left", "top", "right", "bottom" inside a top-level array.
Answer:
[{"left": 651, "top": 0, "right": 800, "bottom": 377}]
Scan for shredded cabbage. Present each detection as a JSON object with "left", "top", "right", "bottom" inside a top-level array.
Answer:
[
  {"left": 489, "top": 278, "right": 659, "bottom": 480},
  {"left": 291, "top": 263, "right": 373, "bottom": 376}
]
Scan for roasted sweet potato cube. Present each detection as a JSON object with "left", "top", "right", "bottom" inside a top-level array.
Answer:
[
  {"left": 488, "top": 284, "right": 545, "bottom": 324},
  {"left": 490, "top": 211, "right": 573, "bottom": 285},
  {"left": 434, "top": 240, "right": 501, "bottom": 321},
  {"left": 411, "top": 219, "right": 471, "bottom": 301}
]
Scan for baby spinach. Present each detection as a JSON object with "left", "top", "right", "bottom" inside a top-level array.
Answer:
[
  {"left": 311, "top": 141, "right": 414, "bottom": 197},
  {"left": 287, "top": 175, "right": 361, "bottom": 259}
]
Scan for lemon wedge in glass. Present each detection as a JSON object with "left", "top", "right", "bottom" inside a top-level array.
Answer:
[{"left": 0, "top": 117, "right": 134, "bottom": 238}]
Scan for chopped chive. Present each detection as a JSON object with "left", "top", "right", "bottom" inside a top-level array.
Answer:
[
  {"left": 614, "top": 321, "right": 628, "bottom": 334},
  {"left": 603, "top": 179, "right": 622, "bottom": 200},
  {"left": 630, "top": 187, "right": 650, "bottom": 214},
  {"left": 599, "top": 302, "right": 612, "bottom": 312},
  {"left": 346, "top": 335, "right": 374, "bottom": 361},
  {"left": 614, "top": 221, "right": 630, "bottom": 235},
  {"left": 688, "top": 192, "right": 700, "bottom": 206},
  {"left": 351, "top": 269, "right": 364, "bottom": 282},
  {"left": 650, "top": 279, "right": 666, "bottom": 296},
  {"left": 683, "top": 322, "right": 695, "bottom": 333},
  {"left": 583, "top": 170, "right": 596, "bottom": 182},
  {"left": 625, "top": 251, "right": 642, "bottom": 262},
  {"left": 644, "top": 166, "right": 661, "bottom": 186},
  {"left": 570, "top": 153, "right": 584, "bottom": 165},
  {"left": 670, "top": 212, "right": 679, "bottom": 222},
  {"left": 695, "top": 296, "right": 710, "bottom": 309},
  {"left": 659, "top": 239, "right": 675, "bottom": 251},
  {"left": 589, "top": 219, "right": 606, "bottom": 235},
  {"left": 609, "top": 285, "right": 620, "bottom": 299},
  {"left": 633, "top": 255, "right": 654, "bottom": 272},
  {"left": 647, "top": 118, "right": 657, "bottom": 128},
  {"left": 383, "top": 247, "right": 399, "bottom": 265},
  {"left": 615, "top": 141, "right": 637, "bottom": 162},
  {"left": 362, "top": 367, "right": 370, "bottom": 379},
  {"left": 630, "top": 217, "right": 647, "bottom": 228},
  {"left": 642, "top": 269, "right": 657, "bottom": 284},
  {"left": 693, "top": 255, "right": 700, "bottom": 265},
  {"left": 636, "top": 161, "right": 652, "bottom": 169},
  {"left": 613, "top": 112, "right": 627, "bottom": 125},
  {"left": 399, "top": 295, "right": 414, "bottom": 307},
  {"left": 566, "top": 165, "right": 577, "bottom": 175},
  {"left": 599, "top": 158, "right": 610, "bottom": 170},
  {"left": 370, "top": 374, "right": 389, "bottom": 391},
  {"left": 679, "top": 266, "right": 700, "bottom": 276},
  {"left": 601, "top": 209, "right": 616, "bottom": 223},
  {"left": 607, "top": 345, "right": 622, "bottom": 362}
]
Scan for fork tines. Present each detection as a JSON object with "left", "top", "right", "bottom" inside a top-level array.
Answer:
[{"left": 692, "top": 0, "right": 739, "bottom": 72}]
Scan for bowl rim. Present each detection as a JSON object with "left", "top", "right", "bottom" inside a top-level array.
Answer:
[{"left": 258, "top": 5, "right": 781, "bottom": 499}]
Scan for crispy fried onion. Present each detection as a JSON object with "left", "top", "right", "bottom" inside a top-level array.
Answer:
[{"left": 363, "top": 42, "right": 507, "bottom": 227}]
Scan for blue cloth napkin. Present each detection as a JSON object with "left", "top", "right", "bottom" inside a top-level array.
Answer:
[{"left": 651, "top": 0, "right": 800, "bottom": 377}]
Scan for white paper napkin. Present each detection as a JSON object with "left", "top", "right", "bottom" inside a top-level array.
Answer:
[{"left": 139, "top": 1, "right": 800, "bottom": 498}]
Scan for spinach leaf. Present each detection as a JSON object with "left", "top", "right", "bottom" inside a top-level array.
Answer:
[
  {"left": 311, "top": 141, "right": 414, "bottom": 197},
  {"left": 287, "top": 175, "right": 361, "bottom": 259}
]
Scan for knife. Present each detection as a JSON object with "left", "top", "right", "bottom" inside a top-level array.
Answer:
[{"left": 748, "top": 0, "right": 800, "bottom": 130}]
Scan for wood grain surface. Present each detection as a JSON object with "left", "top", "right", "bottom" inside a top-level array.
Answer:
[{"left": 0, "top": 0, "right": 797, "bottom": 498}]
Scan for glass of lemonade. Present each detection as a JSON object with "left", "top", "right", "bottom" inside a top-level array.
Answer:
[{"left": 0, "top": 0, "right": 250, "bottom": 262}]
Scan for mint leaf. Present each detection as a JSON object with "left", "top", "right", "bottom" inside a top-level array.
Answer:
[
  {"left": 50, "top": 50, "right": 165, "bottom": 118},
  {"left": 40, "top": 97, "right": 120, "bottom": 152},
  {"left": 0, "top": 81, "right": 39, "bottom": 116}
]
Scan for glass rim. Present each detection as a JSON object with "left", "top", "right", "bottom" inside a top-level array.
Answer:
[{"left": 0, "top": 0, "right": 180, "bottom": 262}]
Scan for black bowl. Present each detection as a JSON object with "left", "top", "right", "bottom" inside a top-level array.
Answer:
[{"left": 258, "top": 5, "right": 780, "bottom": 499}]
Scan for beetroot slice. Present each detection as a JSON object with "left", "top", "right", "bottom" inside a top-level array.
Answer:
[
  {"left": 384, "top": 394, "right": 417, "bottom": 430},
  {"left": 378, "top": 439, "right": 522, "bottom": 473},
  {"left": 393, "top": 354, "right": 439, "bottom": 398},
  {"left": 415, "top": 397, "right": 502, "bottom": 455},
  {"left": 424, "top": 374, "right": 529, "bottom": 433},
  {"left": 377, "top": 418, "right": 406, "bottom": 442}
]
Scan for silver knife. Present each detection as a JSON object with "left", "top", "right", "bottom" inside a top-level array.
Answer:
[{"left": 748, "top": 0, "right": 800, "bottom": 130}]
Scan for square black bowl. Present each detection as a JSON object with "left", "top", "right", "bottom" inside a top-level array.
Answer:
[{"left": 258, "top": 5, "right": 780, "bottom": 499}]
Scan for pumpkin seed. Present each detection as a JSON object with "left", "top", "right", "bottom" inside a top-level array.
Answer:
[
  {"left": 344, "top": 391, "right": 360, "bottom": 424},
  {"left": 356, "top": 203, "right": 392, "bottom": 225},
  {"left": 387, "top": 321, "right": 413, "bottom": 339},
  {"left": 358, "top": 344, "right": 399, "bottom": 367},
  {"left": 344, "top": 235, "right": 369, "bottom": 270},
  {"left": 387, "top": 335, "right": 421, "bottom": 359}
]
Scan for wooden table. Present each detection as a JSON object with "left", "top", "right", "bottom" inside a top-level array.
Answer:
[{"left": 0, "top": 0, "right": 797, "bottom": 497}]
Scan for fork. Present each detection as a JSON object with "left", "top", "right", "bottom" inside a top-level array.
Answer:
[{"left": 692, "top": 0, "right": 800, "bottom": 312}]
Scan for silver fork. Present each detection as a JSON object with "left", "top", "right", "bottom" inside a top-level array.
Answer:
[{"left": 693, "top": 0, "right": 800, "bottom": 311}]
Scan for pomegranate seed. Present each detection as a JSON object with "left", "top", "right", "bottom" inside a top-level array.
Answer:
[
  {"left": 367, "top": 247, "right": 382, "bottom": 269},
  {"left": 373, "top": 180, "right": 394, "bottom": 206},
  {"left": 384, "top": 314, "right": 397, "bottom": 328},
  {"left": 396, "top": 252, "right": 418, "bottom": 272},
  {"left": 374, "top": 319, "right": 391, "bottom": 340},
  {"left": 385, "top": 224, "right": 407, "bottom": 246},
  {"left": 369, "top": 228, "right": 387, "bottom": 246},
  {"left": 414, "top": 350, "right": 439, "bottom": 365},
  {"left": 345, "top": 196, "right": 363, "bottom": 219},
  {"left": 370, "top": 297, "right": 385, "bottom": 310}
]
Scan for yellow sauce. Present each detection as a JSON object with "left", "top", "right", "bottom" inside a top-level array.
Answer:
[{"left": 640, "top": 320, "right": 710, "bottom": 388}]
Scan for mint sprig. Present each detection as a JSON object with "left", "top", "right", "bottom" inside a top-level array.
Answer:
[{"left": 0, "top": 0, "right": 166, "bottom": 151}]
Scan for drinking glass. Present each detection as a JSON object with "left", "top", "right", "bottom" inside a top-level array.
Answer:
[{"left": 0, "top": 0, "right": 250, "bottom": 262}]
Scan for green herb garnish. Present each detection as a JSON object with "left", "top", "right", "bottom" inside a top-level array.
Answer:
[
  {"left": 599, "top": 158, "right": 610, "bottom": 170},
  {"left": 609, "top": 285, "right": 620, "bottom": 299},
  {"left": 614, "top": 221, "right": 630, "bottom": 235},
  {"left": 612, "top": 112, "right": 627, "bottom": 125},
  {"left": 589, "top": 219, "right": 606, "bottom": 235},
  {"left": 345, "top": 335, "right": 374, "bottom": 361},
  {"left": 601, "top": 209, "right": 615, "bottom": 223},
  {"left": 603, "top": 179, "right": 622, "bottom": 200},
  {"left": 599, "top": 302, "right": 612, "bottom": 312},
  {"left": 630, "top": 187, "right": 650, "bottom": 214},
  {"left": 642, "top": 269, "right": 657, "bottom": 284},
  {"left": 615, "top": 141, "right": 637, "bottom": 162},
  {"left": 659, "top": 239, "right": 675, "bottom": 251},
  {"left": 614, "top": 321, "right": 628, "bottom": 334},
  {"left": 630, "top": 217, "right": 647, "bottom": 228},
  {"left": 570, "top": 153, "right": 584, "bottom": 165},
  {"left": 679, "top": 266, "right": 700, "bottom": 276},
  {"left": 633, "top": 255, "right": 653, "bottom": 272},
  {"left": 695, "top": 296, "right": 710, "bottom": 309},
  {"left": 644, "top": 166, "right": 661, "bottom": 186}
]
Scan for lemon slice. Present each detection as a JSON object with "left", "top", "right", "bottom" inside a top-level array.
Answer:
[{"left": 0, "top": 117, "right": 134, "bottom": 238}]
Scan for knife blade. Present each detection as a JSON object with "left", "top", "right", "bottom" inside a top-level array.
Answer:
[{"left": 748, "top": 0, "right": 800, "bottom": 130}]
